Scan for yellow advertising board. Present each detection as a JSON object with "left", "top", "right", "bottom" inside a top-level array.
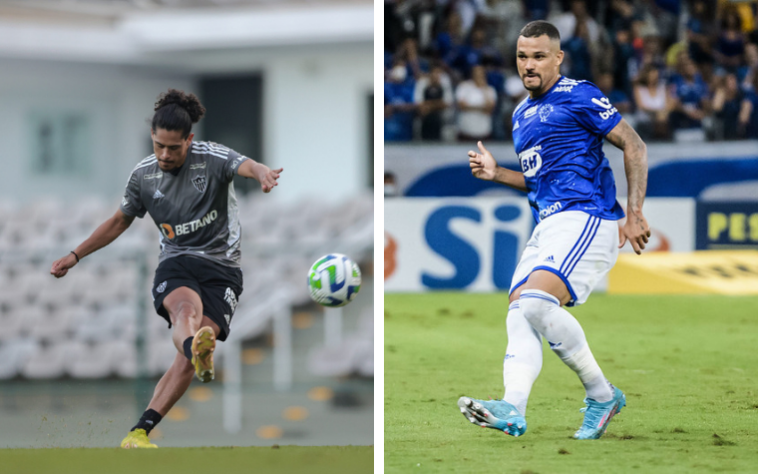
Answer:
[{"left": 608, "top": 251, "right": 758, "bottom": 295}]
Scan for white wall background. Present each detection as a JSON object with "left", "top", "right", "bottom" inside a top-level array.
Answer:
[
  {"left": 0, "top": 58, "right": 195, "bottom": 205},
  {"left": 0, "top": 5, "right": 373, "bottom": 205}
]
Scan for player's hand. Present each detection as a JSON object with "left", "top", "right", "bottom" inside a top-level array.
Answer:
[
  {"left": 468, "top": 141, "right": 498, "bottom": 181},
  {"left": 50, "top": 253, "right": 78, "bottom": 279},
  {"left": 253, "top": 163, "right": 283, "bottom": 193},
  {"left": 619, "top": 210, "right": 651, "bottom": 255}
]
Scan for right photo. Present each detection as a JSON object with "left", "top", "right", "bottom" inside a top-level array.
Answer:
[{"left": 384, "top": 1, "right": 758, "bottom": 472}]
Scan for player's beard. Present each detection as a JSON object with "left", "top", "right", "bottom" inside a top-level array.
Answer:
[{"left": 521, "top": 73, "right": 542, "bottom": 91}]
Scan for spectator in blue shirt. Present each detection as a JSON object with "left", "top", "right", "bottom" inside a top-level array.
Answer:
[
  {"left": 743, "top": 74, "right": 758, "bottom": 138},
  {"left": 435, "top": 12, "right": 465, "bottom": 67},
  {"left": 686, "top": 1, "right": 715, "bottom": 63},
  {"left": 448, "top": 29, "right": 498, "bottom": 80},
  {"left": 385, "top": 61, "right": 417, "bottom": 142},
  {"left": 737, "top": 43, "right": 758, "bottom": 90},
  {"left": 667, "top": 56, "right": 711, "bottom": 130},
  {"left": 561, "top": 19, "right": 594, "bottom": 82},
  {"left": 712, "top": 73, "right": 752, "bottom": 139},
  {"left": 596, "top": 73, "right": 631, "bottom": 114},
  {"left": 714, "top": 9, "right": 746, "bottom": 74}
]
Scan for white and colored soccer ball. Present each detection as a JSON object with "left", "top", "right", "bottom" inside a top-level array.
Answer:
[{"left": 307, "top": 254, "right": 361, "bottom": 307}]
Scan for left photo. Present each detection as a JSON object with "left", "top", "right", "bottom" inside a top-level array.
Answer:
[{"left": 0, "top": 1, "right": 373, "bottom": 471}]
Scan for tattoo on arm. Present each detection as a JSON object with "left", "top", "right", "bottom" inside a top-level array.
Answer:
[{"left": 605, "top": 119, "right": 648, "bottom": 213}]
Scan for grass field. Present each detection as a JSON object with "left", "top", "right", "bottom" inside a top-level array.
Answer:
[
  {"left": 385, "top": 293, "right": 758, "bottom": 473},
  {"left": 0, "top": 446, "right": 372, "bottom": 474}
]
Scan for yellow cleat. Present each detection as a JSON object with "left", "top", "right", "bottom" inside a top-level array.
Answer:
[
  {"left": 120, "top": 429, "right": 158, "bottom": 449},
  {"left": 192, "top": 326, "right": 216, "bottom": 383}
]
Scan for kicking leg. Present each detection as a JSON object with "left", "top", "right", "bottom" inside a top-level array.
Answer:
[
  {"left": 145, "top": 315, "right": 222, "bottom": 415},
  {"left": 457, "top": 287, "right": 538, "bottom": 437},
  {"left": 122, "top": 289, "right": 221, "bottom": 448},
  {"left": 519, "top": 270, "right": 625, "bottom": 439},
  {"left": 163, "top": 287, "right": 220, "bottom": 383},
  {"left": 164, "top": 287, "right": 204, "bottom": 353}
]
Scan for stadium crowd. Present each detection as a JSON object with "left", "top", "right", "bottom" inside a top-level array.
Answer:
[{"left": 384, "top": 0, "right": 758, "bottom": 142}]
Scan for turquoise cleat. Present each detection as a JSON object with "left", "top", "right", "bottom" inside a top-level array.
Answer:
[
  {"left": 457, "top": 397, "right": 527, "bottom": 437},
  {"left": 573, "top": 386, "right": 626, "bottom": 440}
]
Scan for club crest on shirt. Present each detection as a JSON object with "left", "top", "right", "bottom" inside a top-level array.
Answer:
[
  {"left": 539, "top": 104, "right": 554, "bottom": 122},
  {"left": 192, "top": 175, "right": 207, "bottom": 193}
]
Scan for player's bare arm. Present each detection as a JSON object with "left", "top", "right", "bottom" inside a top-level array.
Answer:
[
  {"left": 50, "top": 209, "right": 135, "bottom": 278},
  {"left": 604, "top": 118, "right": 651, "bottom": 255},
  {"left": 468, "top": 141, "right": 528, "bottom": 192},
  {"left": 237, "top": 159, "right": 283, "bottom": 193}
]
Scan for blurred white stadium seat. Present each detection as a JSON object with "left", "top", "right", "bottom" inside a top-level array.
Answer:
[
  {"left": 22, "top": 341, "right": 81, "bottom": 379},
  {"left": 308, "top": 307, "right": 373, "bottom": 378},
  {"left": 148, "top": 340, "right": 178, "bottom": 376},
  {"left": 0, "top": 339, "right": 37, "bottom": 379},
  {"left": 67, "top": 342, "right": 114, "bottom": 378},
  {"left": 109, "top": 340, "right": 137, "bottom": 378}
]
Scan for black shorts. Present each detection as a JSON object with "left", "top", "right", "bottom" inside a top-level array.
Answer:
[{"left": 151, "top": 255, "right": 243, "bottom": 342}]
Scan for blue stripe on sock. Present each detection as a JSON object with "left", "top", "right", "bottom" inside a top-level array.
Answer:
[{"left": 520, "top": 291, "right": 560, "bottom": 305}]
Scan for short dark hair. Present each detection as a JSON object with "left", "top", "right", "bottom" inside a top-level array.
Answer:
[
  {"left": 151, "top": 89, "right": 206, "bottom": 139},
  {"left": 519, "top": 21, "right": 561, "bottom": 42}
]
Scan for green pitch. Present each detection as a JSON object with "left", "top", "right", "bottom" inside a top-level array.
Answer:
[
  {"left": 385, "top": 293, "right": 758, "bottom": 473},
  {"left": 0, "top": 446, "right": 372, "bottom": 474}
]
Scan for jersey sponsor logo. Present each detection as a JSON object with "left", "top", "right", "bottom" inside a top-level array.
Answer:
[
  {"left": 160, "top": 223, "right": 175, "bottom": 239},
  {"left": 591, "top": 97, "right": 618, "bottom": 120},
  {"left": 192, "top": 175, "right": 207, "bottom": 193},
  {"left": 513, "top": 120, "right": 520, "bottom": 131},
  {"left": 538, "top": 104, "right": 554, "bottom": 122},
  {"left": 524, "top": 105, "right": 538, "bottom": 118},
  {"left": 160, "top": 210, "right": 218, "bottom": 240},
  {"left": 153, "top": 189, "right": 164, "bottom": 200},
  {"left": 122, "top": 196, "right": 129, "bottom": 207},
  {"left": 539, "top": 201, "right": 563, "bottom": 220},
  {"left": 518, "top": 145, "right": 542, "bottom": 178},
  {"left": 144, "top": 172, "right": 163, "bottom": 180},
  {"left": 554, "top": 85, "right": 574, "bottom": 92},
  {"left": 189, "top": 162, "right": 206, "bottom": 170},
  {"left": 156, "top": 281, "right": 167, "bottom": 293},
  {"left": 224, "top": 287, "right": 238, "bottom": 313}
]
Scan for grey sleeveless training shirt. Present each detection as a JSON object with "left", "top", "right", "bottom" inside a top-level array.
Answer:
[{"left": 120, "top": 141, "right": 250, "bottom": 268}]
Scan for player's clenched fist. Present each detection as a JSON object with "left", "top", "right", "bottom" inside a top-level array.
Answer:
[
  {"left": 50, "top": 253, "right": 77, "bottom": 278},
  {"left": 468, "top": 141, "right": 498, "bottom": 181}
]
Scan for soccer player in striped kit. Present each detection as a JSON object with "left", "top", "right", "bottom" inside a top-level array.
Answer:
[
  {"left": 51, "top": 89, "right": 282, "bottom": 448},
  {"left": 458, "top": 21, "right": 650, "bottom": 440}
]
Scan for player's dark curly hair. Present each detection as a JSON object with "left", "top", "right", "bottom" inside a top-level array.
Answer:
[
  {"left": 152, "top": 89, "right": 206, "bottom": 138},
  {"left": 519, "top": 20, "right": 561, "bottom": 42}
]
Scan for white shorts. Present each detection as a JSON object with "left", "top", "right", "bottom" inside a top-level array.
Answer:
[{"left": 509, "top": 211, "right": 619, "bottom": 306}]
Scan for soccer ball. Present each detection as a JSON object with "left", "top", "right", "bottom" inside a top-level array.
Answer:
[{"left": 307, "top": 254, "right": 361, "bottom": 307}]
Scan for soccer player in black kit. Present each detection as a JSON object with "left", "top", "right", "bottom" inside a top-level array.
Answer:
[{"left": 50, "top": 89, "right": 283, "bottom": 448}]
